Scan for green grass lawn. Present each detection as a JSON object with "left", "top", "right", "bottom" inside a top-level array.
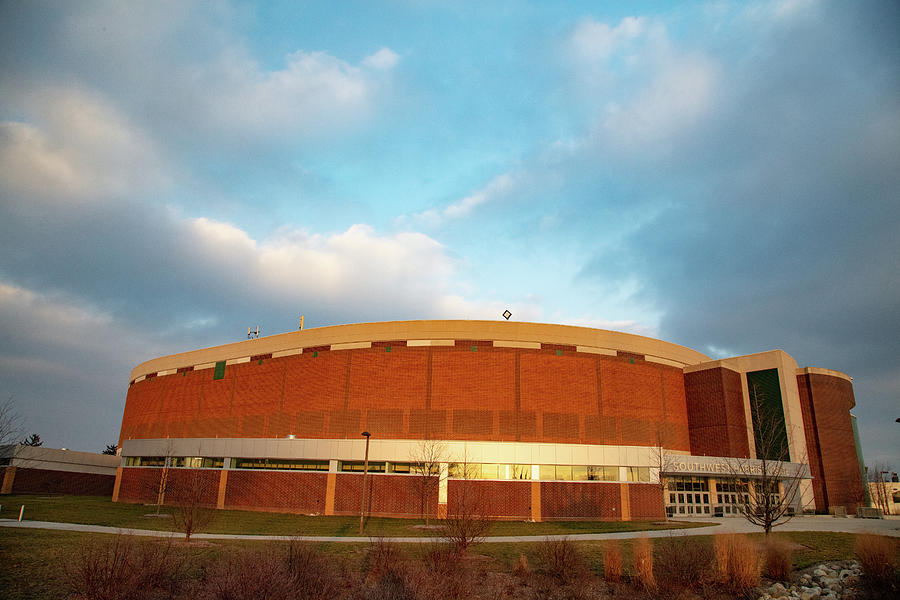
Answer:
[{"left": 0, "top": 494, "right": 713, "bottom": 537}]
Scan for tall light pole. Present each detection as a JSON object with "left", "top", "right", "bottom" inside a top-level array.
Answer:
[{"left": 359, "top": 431, "right": 371, "bottom": 535}]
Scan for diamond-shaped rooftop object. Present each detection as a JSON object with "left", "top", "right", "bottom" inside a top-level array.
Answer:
[{"left": 502, "top": 310, "right": 512, "bottom": 320}]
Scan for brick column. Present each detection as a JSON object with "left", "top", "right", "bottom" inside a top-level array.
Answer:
[
  {"left": 111, "top": 467, "right": 123, "bottom": 502},
  {"left": 216, "top": 470, "right": 228, "bottom": 509},
  {"left": 1, "top": 466, "right": 16, "bottom": 494},
  {"left": 620, "top": 484, "right": 631, "bottom": 520},
  {"left": 324, "top": 473, "right": 336, "bottom": 515},
  {"left": 530, "top": 480, "right": 542, "bottom": 522}
]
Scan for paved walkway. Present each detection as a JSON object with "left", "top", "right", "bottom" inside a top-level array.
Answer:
[{"left": 2, "top": 516, "right": 898, "bottom": 543}]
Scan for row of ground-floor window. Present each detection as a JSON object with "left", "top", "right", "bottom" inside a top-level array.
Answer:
[{"left": 665, "top": 476, "right": 783, "bottom": 517}]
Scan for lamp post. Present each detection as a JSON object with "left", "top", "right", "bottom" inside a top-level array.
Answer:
[{"left": 359, "top": 431, "right": 371, "bottom": 535}]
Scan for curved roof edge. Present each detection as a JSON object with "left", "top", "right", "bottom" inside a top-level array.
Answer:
[
  {"left": 797, "top": 366, "right": 853, "bottom": 382},
  {"left": 128, "top": 319, "right": 711, "bottom": 381}
]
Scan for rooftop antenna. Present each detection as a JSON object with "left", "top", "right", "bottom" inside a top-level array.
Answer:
[
  {"left": 299, "top": 314, "right": 304, "bottom": 330},
  {"left": 247, "top": 325, "right": 259, "bottom": 339}
]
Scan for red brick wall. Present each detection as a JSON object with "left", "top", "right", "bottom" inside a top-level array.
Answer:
[
  {"left": 333, "top": 473, "right": 430, "bottom": 518},
  {"left": 629, "top": 483, "right": 666, "bottom": 519},
  {"left": 447, "top": 479, "right": 532, "bottom": 519},
  {"left": 162, "top": 469, "right": 220, "bottom": 507},
  {"left": 684, "top": 367, "right": 750, "bottom": 457},
  {"left": 7, "top": 468, "right": 115, "bottom": 496},
  {"left": 121, "top": 345, "right": 691, "bottom": 451},
  {"left": 797, "top": 373, "right": 863, "bottom": 512},
  {"left": 541, "top": 482, "right": 622, "bottom": 520},
  {"left": 117, "top": 467, "right": 218, "bottom": 507},
  {"left": 117, "top": 467, "right": 163, "bottom": 503},
  {"left": 225, "top": 471, "right": 327, "bottom": 513},
  {"left": 797, "top": 375, "right": 827, "bottom": 512}
]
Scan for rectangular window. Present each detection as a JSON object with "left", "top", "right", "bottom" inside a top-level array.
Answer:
[
  {"left": 170, "top": 457, "right": 224, "bottom": 468},
  {"left": 339, "top": 461, "right": 386, "bottom": 473},
  {"left": 627, "top": 467, "right": 650, "bottom": 482},
  {"left": 555, "top": 465, "right": 573, "bottom": 481},
  {"left": 476, "top": 463, "right": 500, "bottom": 479},
  {"left": 127, "top": 456, "right": 166, "bottom": 467},
  {"left": 511, "top": 464, "right": 531, "bottom": 480},
  {"left": 213, "top": 361, "right": 226, "bottom": 380},
  {"left": 235, "top": 458, "right": 328, "bottom": 471}
]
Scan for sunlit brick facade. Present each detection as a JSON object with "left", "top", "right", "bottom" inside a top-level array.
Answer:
[{"left": 113, "top": 320, "right": 864, "bottom": 520}]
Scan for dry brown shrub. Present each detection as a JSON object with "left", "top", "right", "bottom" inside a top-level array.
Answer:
[
  {"left": 285, "top": 540, "right": 343, "bottom": 600},
  {"left": 441, "top": 484, "right": 493, "bottom": 556},
  {"left": 603, "top": 539, "right": 623, "bottom": 582},
  {"left": 855, "top": 534, "right": 898, "bottom": 585},
  {"left": 537, "top": 537, "right": 588, "bottom": 583},
  {"left": 362, "top": 537, "right": 406, "bottom": 582},
  {"left": 655, "top": 536, "right": 714, "bottom": 591},
  {"left": 197, "top": 548, "right": 298, "bottom": 600},
  {"left": 512, "top": 553, "right": 530, "bottom": 579},
  {"left": 66, "top": 535, "right": 182, "bottom": 600},
  {"left": 763, "top": 539, "right": 793, "bottom": 581},
  {"left": 631, "top": 536, "right": 656, "bottom": 591},
  {"left": 714, "top": 534, "right": 760, "bottom": 592},
  {"left": 408, "top": 542, "right": 476, "bottom": 600}
]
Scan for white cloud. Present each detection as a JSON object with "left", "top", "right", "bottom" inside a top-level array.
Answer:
[
  {"left": 402, "top": 172, "right": 520, "bottom": 227},
  {"left": 0, "top": 282, "right": 160, "bottom": 363},
  {"left": 198, "top": 50, "right": 372, "bottom": 137},
  {"left": 444, "top": 173, "right": 517, "bottom": 219},
  {"left": 567, "top": 16, "right": 718, "bottom": 151},
  {"left": 186, "top": 219, "right": 468, "bottom": 317},
  {"left": 600, "top": 53, "right": 716, "bottom": 148},
  {"left": 363, "top": 47, "right": 400, "bottom": 70},
  {"left": 0, "top": 87, "right": 169, "bottom": 202},
  {"left": 570, "top": 16, "right": 646, "bottom": 62}
]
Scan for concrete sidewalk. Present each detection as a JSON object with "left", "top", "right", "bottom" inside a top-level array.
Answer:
[{"left": 2, "top": 515, "right": 898, "bottom": 543}]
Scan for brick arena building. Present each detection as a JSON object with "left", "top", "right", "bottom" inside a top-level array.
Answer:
[{"left": 113, "top": 320, "right": 865, "bottom": 520}]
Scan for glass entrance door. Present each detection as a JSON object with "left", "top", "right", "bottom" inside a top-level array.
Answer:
[{"left": 666, "top": 476, "right": 711, "bottom": 516}]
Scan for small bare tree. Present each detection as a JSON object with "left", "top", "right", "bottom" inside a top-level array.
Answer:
[
  {"left": 141, "top": 440, "right": 176, "bottom": 516},
  {"left": 868, "top": 464, "right": 893, "bottom": 515},
  {"left": 410, "top": 439, "right": 447, "bottom": 526},
  {"left": 169, "top": 469, "right": 215, "bottom": 543},
  {"left": 651, "top": 426, "right": 677, "bottom": 519},
  {"left": 730, "top": 383, "right": 805, "bottom": 536},
  {"left": 441, "top": 450, "right": 492, "bottom": 555}
]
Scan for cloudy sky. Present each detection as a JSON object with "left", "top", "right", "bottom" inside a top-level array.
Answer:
[{"left": 1, "top": 1, "right": 897, "bottom": 466}]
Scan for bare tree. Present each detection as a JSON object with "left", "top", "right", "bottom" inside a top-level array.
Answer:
[
  {"left": 730, "top": 383, "right": 806, "bottom": 536},
  {"left": 868, "top": 463, "right": 892, "bottom": 515},
  {"left": 142, "top": 440, "right": 176, "bottom": 516},
  {"left": 409, "top": 439, "right": 446, "bottom": 526},
  {"left": 168, "top": 469, "right": 216, "bottom": 543},
  {"left": 651, "top": 426, "right": 676, "bottom": 519},
  {"left": 441, "top": 450, "right": 492, "bottom": 555},
  {"left": 0, "top": 395, "right": 22, "bottom": 447}
]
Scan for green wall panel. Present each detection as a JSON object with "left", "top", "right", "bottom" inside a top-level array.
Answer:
[{"left": 746, "top": 368, "right": 790, "bottom": 461}]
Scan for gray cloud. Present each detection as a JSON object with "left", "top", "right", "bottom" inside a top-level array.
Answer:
[{"left": 575, "top": 2, "right": 900, "bottom": 463}]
